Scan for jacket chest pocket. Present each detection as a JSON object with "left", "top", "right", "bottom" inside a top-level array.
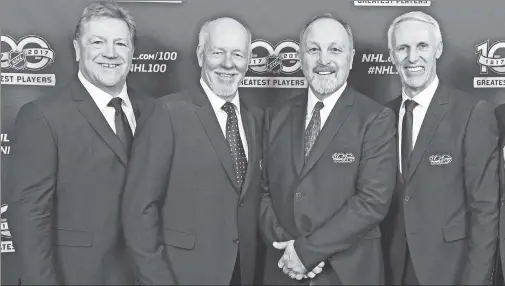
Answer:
[
  {"left": 163, "top": 228, "right": 196, "bottom": 250},
  {"left": 54, "top": 228, "right": 93, "bottom": 247},
  {"left": 443, "top": 222, "right": 468, "bottom": 242}
]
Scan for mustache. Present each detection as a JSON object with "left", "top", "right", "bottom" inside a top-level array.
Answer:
[
  {"left": 215, "top": 69, "right": 239, "bottom": 75},
  {"left": 313, "top": 65, "right": 336, "bottom": 73}
]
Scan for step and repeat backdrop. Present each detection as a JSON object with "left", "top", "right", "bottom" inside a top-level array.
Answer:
[{"left": 1, "top": 0, "right": 505, "bottom": 284}]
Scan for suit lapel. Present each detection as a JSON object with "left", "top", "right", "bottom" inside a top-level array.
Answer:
[
  {"left": 291, "top": 93, "right": 307, "bottom": 175},
  {"left": 405, "top": 83, "right": 450, "bottom": 184},
  {"left": 193, "top": 86, "right": 239, "bottom": 192},
  {"left": 240, "top": 102, "right": 256, "bottom": 199},
  {"left": 389, "top": 96, "right": 402, "bottom": 127},
  {"left": 128, "top": 87, "right": 154, "bottom": 139},
  {"left": 300, "top": 88, "right": 354, "bottom": 179},
  {"left": 72, "top": 79, "right": 128, "bottom": 166},
  {"left": 388, "top": 96, "right": 403, "bottom": 183}
]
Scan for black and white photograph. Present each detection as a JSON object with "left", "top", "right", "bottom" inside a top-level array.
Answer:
[{"left": 1, "top": 0, "right": 505, "bottom": 285}]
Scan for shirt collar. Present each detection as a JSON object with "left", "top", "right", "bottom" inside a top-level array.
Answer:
[
  {"left": 200, "top": 78, "right": 241, "bottom": 114},
  {"left": 401, "top": 76, "right": 439, "bottom": 109},
  {"left": 307, "top": 81, "right": 347, "bottom": 114},
  {"left": 78, "top": 70, "right": 130, "bottom": 111}
]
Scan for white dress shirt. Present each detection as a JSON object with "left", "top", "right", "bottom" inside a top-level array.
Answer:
[
  {"left": 305, "top": 81, "right": 347, "bottom": 129},
  {"left": 398, "top": 76, "right": 439, "bottom": 173},
  {"left": 78, "top": 71, "right": 136, "bottom": 135},
  {"left": 200, "top": 78, "right": 248, "bottom": 160}
]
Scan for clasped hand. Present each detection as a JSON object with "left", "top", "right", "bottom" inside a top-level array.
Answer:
[{"left": 273, "top": 240, "right": 325, "bottom": 281}]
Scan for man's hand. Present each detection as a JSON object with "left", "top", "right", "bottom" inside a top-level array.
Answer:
[
  {"left": 306, "top": 261, "right": 325, "bottom": 279},
  {"left": 273, "top": 241, "right": 325, "bottom": 280}
]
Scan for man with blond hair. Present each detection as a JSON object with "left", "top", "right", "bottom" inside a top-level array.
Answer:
[
  {"left": 381, "top": 11, "right": 499, "bottom": 285},
  {"left": 6, "top": 1, "right": 156, "bottom": 284},
  {"left": 123, "top": 17, "right": 263, "bottom": 285}
]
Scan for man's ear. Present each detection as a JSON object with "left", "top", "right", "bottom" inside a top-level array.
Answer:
[
  {"left": 73, "top": 39, "right": 80, "bottom": 62},
  {"left": 349, "top": 48, "right": 356, "bottom": 70},
  {"left": 435, "top": 41, "right": 443, "bottom": 59},
  {"left": 196, "top": 45, "right": 204, "bottom": 68}
]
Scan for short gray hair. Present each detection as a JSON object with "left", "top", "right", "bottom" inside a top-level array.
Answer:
[
  {"left": 197, "top": 17, "right": 252, "bottom": 53},
  {"left": 387, "top": 11, "right": 442, "bottom": 50},
  {"left": 74, "top": 1, "right": 137, "bottom": 47},
  {"left": 299, "top": 13, "right": 354, "bottom": 51}
]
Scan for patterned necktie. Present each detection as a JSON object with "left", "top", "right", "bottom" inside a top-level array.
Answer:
[
  {"left": 107, "top": 97, "right": 133, "bottom": 156},
  {"left": 401, "top": 99, "right": 418, "bottom": 180},
  {"left": 304, "top": 101, "right": 324, "bottom": 160},
  {"left": 221, "top": 102, "right": 248, "bottom": 189}
]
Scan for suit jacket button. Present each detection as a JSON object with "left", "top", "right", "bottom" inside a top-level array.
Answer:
[
  {"left": 295, "top": 192, "right": 303, "bottom": 198},
  {"left": 233, "top": 237, "right": 240, "bottom": 244},
  {"left": 404, "top": 196, "right": 410, "bottom": 202},
  {"left": 239, "top": 201, "right": 244, "bottom": 207},
  {"left": 501, "top": 201, "right": 505, "bottom": 206}
]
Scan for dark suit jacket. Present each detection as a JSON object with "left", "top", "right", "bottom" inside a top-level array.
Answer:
[
  {"left": 495, "top": 103, "right": 505, "bottom": 282},
  {"left": 382, "top": 83, "right": 499, "bottom": 285},
  {"left": 6, "top": 77, "right": 156, "bottom": 285},
  {"left": 259, "top": 87, "right": 397, "bottom": 285},
  {"left": 122, "top": 84, "right": 263, "bottom": 285}
]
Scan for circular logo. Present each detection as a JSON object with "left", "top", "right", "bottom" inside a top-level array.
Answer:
[
  {"left": 249, "top": 40, "right": 301, "bottom": 74},
  {"left": 1, "top": 35, "right": 55, "bottom": 71}
]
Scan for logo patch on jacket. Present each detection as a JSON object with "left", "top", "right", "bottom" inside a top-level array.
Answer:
[
  {"left": 429, "top": 153, "right": 452, "bottom": 165},
  {"left": 332, "top": 152, "right": 355, "bottom": 164}
]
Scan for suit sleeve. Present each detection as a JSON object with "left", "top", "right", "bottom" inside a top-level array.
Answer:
[
  {"left": 495, "top": 146, "right": 504, "bottom": 285},
  {"left": 259, "top": 107, "right": 295, "bottom": 246},
  {"left": 461, "top": 100, "right": 499, "bottom": 285},
  {"left": 294, "top": 107, "right": 397, "bottom": 270},
  {"left": 122, "top": 101, "right": 177, "bottom": 285},
  {"left": 6, "top": 102, "right": 59, "bottom": 285}
]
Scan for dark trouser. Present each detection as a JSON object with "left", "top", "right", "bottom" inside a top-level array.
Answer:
[
  {"left": 496, "top": 258, "right": 504, "bottom": 285},
  {"left": 402, "top": 246, "right": 419, "bottom": 285},
  {"left": 230, "top": 251, "right": 242, "bottom": 286}
]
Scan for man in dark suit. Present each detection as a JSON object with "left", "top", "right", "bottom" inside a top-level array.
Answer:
[
  {"left": 259, "top": 13, "right": 397, "bottom": 285},
  {"left": 5, "top": 1, "right": 157, "bottom": 285},
  {"left": 495, "top": 103, "right": 505, "bottom": 284},
  {"left": 381, "top": 11, "right": 499, "bottom": 285},
  {"left": 122, "top": 17, "right": 262, "bottom": 285}
]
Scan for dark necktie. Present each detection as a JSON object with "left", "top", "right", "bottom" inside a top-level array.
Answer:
[
  {"left": 107, "top": 97, "right": 133, "bottom": 156},
  {"left": 221, "top": 102, "right": 248, "bottom": 189},
  {"left": 401, "top": 99, "right": 418, "bottom": 180},
  {"left": 304, "top": 101, "right": 324, "bottom": 160}
]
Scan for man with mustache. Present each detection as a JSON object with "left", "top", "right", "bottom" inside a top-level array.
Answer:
[
  {"left": 381, "top": 11, "right": 499, "bottom": 285},
  {"left": 122, "top": 17, "right": 263, "bottom": 285},
  {"left": 259, "top": 13, "right": 397, "bottom": 285},
  {"left": 6, "top": 1, "right": 156, "bottom": 284}
]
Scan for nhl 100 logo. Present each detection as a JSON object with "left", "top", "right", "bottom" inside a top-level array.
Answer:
[
  {"left": 1, "top": 34, "right": 54, "bottom": 71},
  {"left": 476, "top": 40, "right": 505, "bottom": 74},
  {"left": 242, "top": 39, "right": 307, "bottom": 88},
  {"left": 474, "top": 40, "right": 505, "bottom": 88},
  {"left": 248, "top": 39, "right": 301, "bottom": 74}
]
